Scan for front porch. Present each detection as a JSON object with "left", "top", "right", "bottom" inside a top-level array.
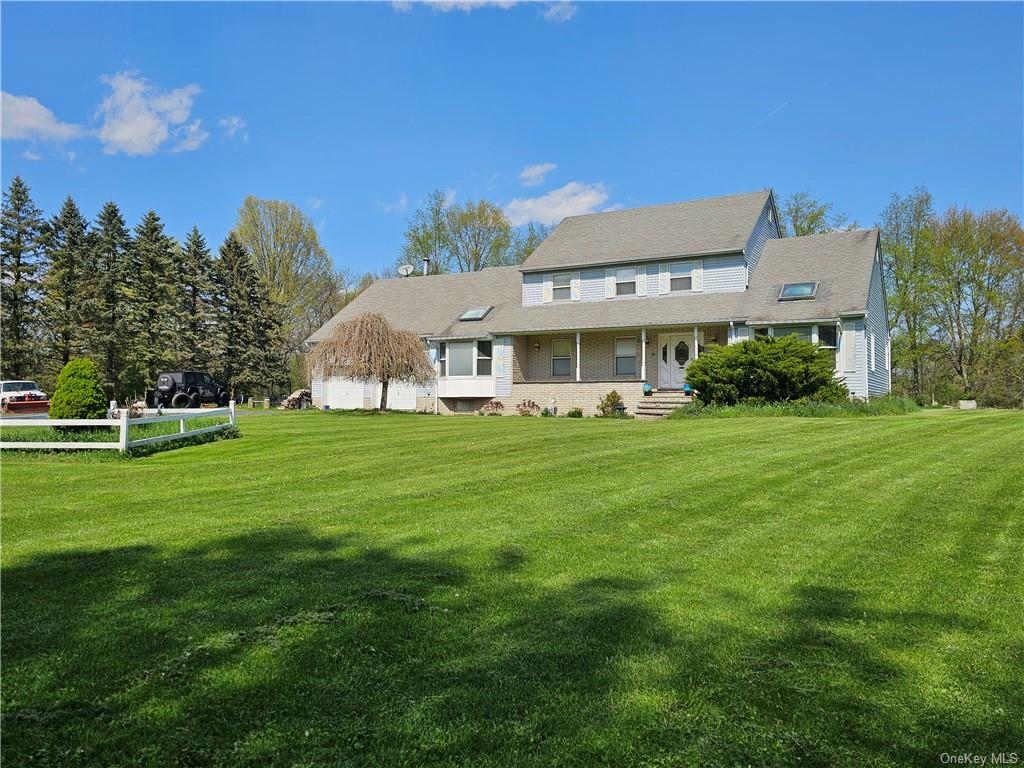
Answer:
[{"left": 510, "top": 324, "right": 732, "bottom": 391}]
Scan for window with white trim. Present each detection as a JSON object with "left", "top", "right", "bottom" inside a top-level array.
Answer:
[
  {"left": 551, "top": 338, "right": 572, "bottom": 377},
  {"left": 614, "top": 337, "right": 637, "bottom": 375},
  {"left": 447, "top": 341, "right": 475, "bottom": 376},
  {"left": 615, "top": 268, "right": 637, "bottom": 296},
  {"left": 552, "top": 273, "right": 571, "bottom": 302},
  {"left": 775, "top": 325, "right": 813, "bottom": 343},
  {"left": 477, "top": 340, "right": 492, "bottom": 376},
  {"left": 669, "top": 262, "right": 693, "bottom": 292},
  {"left": 438, "top": 342, "right": 446, "bottom": 376},
  {"left": 818, "top": 323, "right": 839, "bottom": 368}
]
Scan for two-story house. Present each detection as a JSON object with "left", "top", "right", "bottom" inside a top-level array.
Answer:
[{"left": 307, "top": 190, "right": 891, "bottom": 416}]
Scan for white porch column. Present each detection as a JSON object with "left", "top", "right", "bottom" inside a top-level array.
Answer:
[
  {"left": 640, "top": 328, "right": 647, "bottom": 381},
  {"left": 693, "top": 326, "right": 700, "bottom": 359},
  {"left": 575, "top": 332, "right": 581, "bottom": 382},
  {"left": 728, "top": 321, "right": 735, "bottom": 345}
]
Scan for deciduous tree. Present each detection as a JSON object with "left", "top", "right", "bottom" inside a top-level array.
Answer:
[
  {"left": 781, "top": 192, "right": 853, "bottom": 237},
  {"left": 306, "top": 312, "right": 433, "bottom": 411}
]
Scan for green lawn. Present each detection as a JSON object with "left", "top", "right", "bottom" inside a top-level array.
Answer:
[{"left": 2, "top": 410, "right": 1022, "bottom": 767}]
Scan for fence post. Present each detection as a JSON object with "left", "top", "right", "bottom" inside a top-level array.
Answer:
[
  {"left": 179, "top": 417, "right": 186, "bottom": 434},
  {"left": 118, "top": 408, "right": 129, "bottom": 452},
  {"left": 229, "top": 400, "right": 236, "bottom": 427},
  {"left": 109, "top": 399, "right": 118, "bottom": 418}
]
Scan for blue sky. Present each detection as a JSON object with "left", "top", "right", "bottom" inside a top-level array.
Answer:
[{"left": 2, "top": 1, "right": 1021, "bottom": 276}]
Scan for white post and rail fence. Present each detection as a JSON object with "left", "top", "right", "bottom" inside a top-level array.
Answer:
[{"left": 0, "top": 401, "right": 236, "bottom": 453}]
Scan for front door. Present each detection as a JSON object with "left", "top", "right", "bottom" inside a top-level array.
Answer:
[{"left": 658, "top": 332, "right": 703, "bottom": 389}]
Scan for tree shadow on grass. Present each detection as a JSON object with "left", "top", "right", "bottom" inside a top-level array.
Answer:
[{"left": 2, "top": 529, "right": 1019, "bottom": 767}]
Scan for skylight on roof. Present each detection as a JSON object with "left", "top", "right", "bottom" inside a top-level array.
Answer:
[
  {"left": 778, "top": 282, "right": 817, "bottom": 301},
  {"left": 459, "top": 306, "right": 492, "bottom": 321}
]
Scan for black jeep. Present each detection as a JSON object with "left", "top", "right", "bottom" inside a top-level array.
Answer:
[{"left": 154, "top": 371, "right": 230, "bottom": 408}]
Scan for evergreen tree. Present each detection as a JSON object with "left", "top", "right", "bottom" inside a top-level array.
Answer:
[
  {"left": 40, "top": 196, "right": 90, "bottom": 371},
  {"left": 176, "top": 226, "right": 216, "bottom": 370},
  {"left": 126, "top": 210, "right": 179, "bottom": 391},
  {"left": 211, "top": 233, "right": 288, "bottom": 398},
  {"left": 87, "top": 202, "right": 134, "bottom": 396},
  {"left": 1, "top": 176, "right": 46, "bottom": 378}
]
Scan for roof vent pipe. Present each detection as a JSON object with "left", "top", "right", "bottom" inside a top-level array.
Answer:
[{"left": 422, "top": 256, "right": 430, "bottom": 276}]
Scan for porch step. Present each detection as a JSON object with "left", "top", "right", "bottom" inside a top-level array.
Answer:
[{"left": 635, "top": 392, "right": 692, "bottom": 419}]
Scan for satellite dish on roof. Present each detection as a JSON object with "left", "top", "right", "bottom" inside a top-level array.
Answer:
[{"left": 397, "top": 264, "right": 415, "bottom": 277}]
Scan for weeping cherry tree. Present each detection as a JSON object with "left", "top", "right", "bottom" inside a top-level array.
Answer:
[{"left": 306, "top": 312, "right": 434, "bottom": 411}]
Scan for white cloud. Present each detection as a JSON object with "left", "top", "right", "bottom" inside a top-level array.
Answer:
[
  {"left": 307, "top": 197, "right": 325, "bottom": 210},
  {"left": 219, "top": 115, "right": 247, "bottom": 141},
  {"left": 543, "top": 1, "right": 576, "bottom": 21},
  {"left": 21, "top": 150, "right": 42, "bottom": 161},
  {"left": 518, "top": 162, "right": 557, "bottom": 187},
  {"left": 396, "top": 0, "right": 517, "bottom": 12},
  {"left": 96, "top": 71, "right": 205, "bottom": 155},
  {"left": 378, "top": 192, "right": 409, "bottom": 213},
  {"left": 504, "top": 181, "right": 609, "bottom": 226},
  {"left": 1, "top": 92, "right": 83, "bottom": 141},
  {"left": 171, "top": 120, "right": 209, "bottom": 152}
]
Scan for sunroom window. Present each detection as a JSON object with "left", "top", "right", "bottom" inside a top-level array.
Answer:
[
  {"left": 448, "top": 341, "right": 475, "bottom": 376},
  {"left": 615, "top": 268, "right": 637, "bottom": 296},
  {"left": 552, "top": 273, "right": 572, "bottom": 302},
  {"left": 476, "top": 340, "right": 492, "bottom": 376}
]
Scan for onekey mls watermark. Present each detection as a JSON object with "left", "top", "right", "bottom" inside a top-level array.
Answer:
[{"left": 939, "top": 753, "right": 1020, "bottom": 766}]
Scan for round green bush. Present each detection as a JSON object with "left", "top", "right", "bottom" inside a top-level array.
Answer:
[
  {"left": 49, "top": 358, "right": 108, "bottom": 419},
  {"left": 685, "top": 336, "right": 848, "bottom": 405}
]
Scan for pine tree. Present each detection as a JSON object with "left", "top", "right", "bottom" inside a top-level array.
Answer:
[
  {"left": 1, "top": 176, "right": 46, "bottom": 379},
  {"left": 125, "top": 210, "right": 179, "bottom": 392},
  {"left": 176, "top": 226, "right": 216, "bottom": 370},
  {"left": 40, "top": 196, "right": 90, "bottom": 371},
  {"left": 87, "top": 202, "right": 134, "bottom": 396},
  {"left": 211, "top": 233, "right": 288, "bottom": 398}
]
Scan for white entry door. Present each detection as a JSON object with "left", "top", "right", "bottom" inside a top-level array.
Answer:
[{"left": 658, "top": 332, "right": 703, "bottom": 389}]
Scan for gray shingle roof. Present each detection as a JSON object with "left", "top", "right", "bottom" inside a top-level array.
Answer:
[
  {"left": 519, "top": 190, "right": 772, "bottom": 272},
  {"left": 306, "top": 225, "right": 880, "bottom": 343},
  {"left": 306, "top": 266, "right": 524, "bottom": 343},
  {"left": 743, "top": 228, "right": 880, "bottom": 324}
]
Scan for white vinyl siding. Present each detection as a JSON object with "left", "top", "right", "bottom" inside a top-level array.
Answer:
[
  {"left": 701, "top": 254, "right": 746, "bottom": 293},
  {"left": 865, "top": 254, "right": 892, "bottom": 396},
  {"left": 745, "top": 198, "right": 781, "bottom": 283},
  {"left": 523, "top": 254, "right": 743, "bottom": 306},
  {"left": 495, "top": 336, "right": 512, "bottom": 396},
  {"left": 580, "top": 270, "right": 606, "bottom": 301},
  {"left": 523, "top": 272, "right": 544, "bottom": 305}
]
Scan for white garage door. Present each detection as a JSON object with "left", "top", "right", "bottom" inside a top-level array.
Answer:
[
  {"left": 373, "top": 381, "right": 417, "bottom": 411},
  {"left": 322, "top": 377, "right": 365, "bottom": 410}
]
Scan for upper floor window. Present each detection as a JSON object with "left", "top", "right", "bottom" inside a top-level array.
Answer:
[
  {"left": 670, "top": 262, "right": 693, "bottom": 292},
  {"left": 779, "top": 282, "right": 818, "bottom": 301},
  {"left": 615, "top": 268, "right": 637, "bottom": 296},
  {"left": 552, "top": 273, "right": 572, "bottom": 302}
]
